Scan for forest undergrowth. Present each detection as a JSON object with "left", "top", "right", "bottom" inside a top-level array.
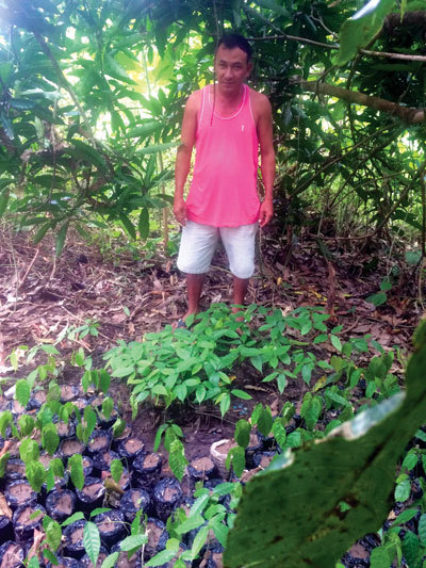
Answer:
[{"left": 0, "top": 227, "right": 424, "bottom": 568}]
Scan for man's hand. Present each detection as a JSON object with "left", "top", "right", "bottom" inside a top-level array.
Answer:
[
  {"left": 174, "top": 196, "right": 187, "bottom": 226},
  {"left": 259, "top": 198, "right": 273, "bottom": 228}
]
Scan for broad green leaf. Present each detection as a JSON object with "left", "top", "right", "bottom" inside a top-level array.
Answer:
[
  {"left": 112, "top": 418, "right": 126, "bottom": 438},
  {"left": 69, "top": 454, "right": 84, "bottom": 490},
  {"left": 169, "top": 439, "right": 188, "bottom": 481},
  {"left": 231, "top": 389, "right": 252, "bottom": 401},
  {"left": 335, "top": 0, "right": 396, "bottom": 65},
  {"left": 26, "top": 460, "right": 46, "bottom": 492},
  {"left": 330, "top": 335, "right": 342, "bottom": 352},
  {"left": 27, "top": 558, "right": 40, "bottom": 568},
  {"left": 101, "top": 552, "right": 119, "bottom": 568},
  {"left": 369, "top": 546, "right": 392, "bottom": 568},
  {"left": 20, "top": 438, "right": 40, "bottom": 463},
  {"left": 146, "top": 549, "right": 176, "bottom": 567},
  {"left": 120, "top": 534, "right": 148, "bottom": 551},
  {"left": 224, "top": 320, "right": 426, "bottom": 568},
  {"left": 418, "top": 513, "right": 426, "bottom": 545},
  {"left": 42, "top": 423, "right": 60, "bottom": 455},
  {"left": 44, "top": 517, "right": 62, "bottom": 551},
  {"left": 119, "top": 213, "right": 136, "bottom": 240},
  {"left": 191, "top": 524, "right": 210, "bottom": 559},
  {"left": 235, "top": 419, "right": 251, "bottom": 449},
  {"left": 226, "top": 446, "right": 245, "bottom": 478},
  {"left": 18, "top": 414, "right": 35, "bottom": 437},
  {"left": 61, "top": 512, "right": 85, "bottom": 527},
  {"left": 138, "top": 207, "right": 150, "bottom": 240},
  {"left": 175, "top": 514, "right": 205, "bottom": 535},
  {"left": 401, "top": 530, "right": 419, "bottom": 567},
  {"left": 111, "top": 459, "right": 124, "bottom": 484},
  {"left": 102, "top": 397, "right": 114, "bottom": 419},
  {"left": 55, "top": 222, "right": 69, "bottom": 257},
  {"left": 257, "top": 406, "right": 273, "bottom": 438},
  {"left": 15, "top": 378, "right": 31, "bottom": 407},
  {"left": 84, "top": 522, "right": 101, "bottom": 567},
  {"left": 71, "top": 140, "right": 108, "bottom": 171},
  {"left": 394, "top": 477, "right": 411, "bottom": 502},
  {"left": 366, "top": 291, "right": 387, "bottom": 307}
]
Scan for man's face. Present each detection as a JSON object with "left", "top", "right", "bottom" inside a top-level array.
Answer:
[{"left": 214, "top": 44, "right": 252, "bottom": 94}]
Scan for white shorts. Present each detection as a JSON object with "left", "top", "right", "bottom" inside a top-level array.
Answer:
[{"left": 177, "top": 220, "right": 258, "bottom": 279}]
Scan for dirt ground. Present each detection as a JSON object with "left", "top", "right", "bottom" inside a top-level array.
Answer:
[{"left": 0, "top": 226, "right": 423, "bottom": 459}]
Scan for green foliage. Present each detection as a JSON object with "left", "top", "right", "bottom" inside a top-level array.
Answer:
[
  {"left": 335, "top": 0, "right": 396, "bottom": 65},
  {"left": 154, "top": 422, "right": 188, "bottom": 481},
  {"left": 224, "top": 320, "right": 426, "bottom": 568},
  {"left": 84, "top": 522, "right": 101, "bottom": 567}
]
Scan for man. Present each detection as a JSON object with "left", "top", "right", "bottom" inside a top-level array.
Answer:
[{"left": 173, "top": 33, "right": 275, "bottom": 323}]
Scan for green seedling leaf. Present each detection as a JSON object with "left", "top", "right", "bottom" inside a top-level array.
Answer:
[
  {"left": 146, "top": 549, "right": 177, "bottom": 567},
  {"left": 62, "top": 512, "right": 85, "bottom": 527},
  {"left": 175, "top": 514, "right": 205, "bottom": 535},
  {"left": 191, "top": 524, "right": 210, "bottom": 559},
  {"left": 0, "top": 452, "right": 10, "bottom": 477},
  {"left": 112, "top": 418, "right": 126, "bottom": 438},
  {"left": 120, "top": 533, "right": 148, "bottom": 551},
  {"left": 90, "top": 507, "right": 111, "bottom": 517},
  {"left": 231, "top": 389, "right": 252, "bottom": 401},
  {"left": 20, "top": 438, "right": 40, "bottom": 463},
  {"left": 111, "top": 459, "right": 124, "bottom": 484},
  {"left": 15, "top": 379, "right": 31, "bottom": 407},
  {"left": 26, "top": 460, "right": 46, "bottom": 492},
  {"left": 27, "top": 558, "right": 40, "bottom": 568},
  {"left": 401, "top": 530, "right": 419, "bottom": 566},
  {"left": 101, "top": 552, "right": 119, "bottom": 568},
  {"left": 418, "top": 513, "right": 426, "bottom": 545},
  {"left": 366, "top": 291, "right": 387, "bottom": 307},
  {"left": 394, "top": 477, "right": 411, "bottom": 502},
  {"left": 98, "top": 369, "right": 111, "bottom": 394},
  {"left": 68, "top": 454, "right": 84, "bottom": 490},
  {"left": 235, "top": 419, "right": 251, "bottom": 449},
  {"left": 257, "top": 406, "right": 273, "bottom": 438},
  {"left": 102, "top": 397, "right": 114, "bottom": 419},
  {"left": 224, "top": 319, "right": 426, "bottom": 568},
  {"left": 226, "top": 446, "right": 246, "bottom": 478},
  {"left": 18, "top": 414, "right": 35, "bottom": 437},
  {"left": 139, "top": 207, "right": 150, "bottom": 240},
  {"left": 42, "top": 423, "right": 60, "bottom": 456},
  {"left": 168, "top": 439, "right": 188, "bottom": 481},
  {"left": 330, "top": 335, "right": 343, "bottom": 352},
  {"left": 84, "top": 522, "right": 101, "bottom": 567},
  {"left": 369, "top": 546, "right": 392, "bottom": 568},
  {"left": 43, "top": 517, "right": 62, "bottom": 551},
  {"left": 0, "top": 411, "right": 13, "bottom": 437}
]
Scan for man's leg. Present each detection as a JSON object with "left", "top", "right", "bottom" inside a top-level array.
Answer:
[
  {"left": 176, "top": 221, "right": 218, "bottom": 321},
  {"left": 220, "top": 223, "right": 258, "bottom": 314},
  {"left": 232, "top": 276, "right": 249, "bottom": 310},
  {"left": 185, "top": 273, "right": 205, "bottom": 318}
]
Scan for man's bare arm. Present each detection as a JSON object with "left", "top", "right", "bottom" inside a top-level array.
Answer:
[
  {"left": 174, "top": 93, "right": 199, "bottom": 225},
  {"left": 257, "top": 95, "right": 275, "bottom": 227}
]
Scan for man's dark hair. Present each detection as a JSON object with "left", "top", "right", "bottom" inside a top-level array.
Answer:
[{"left": 216, "top": 33, "right": 253, "bottom": 62}]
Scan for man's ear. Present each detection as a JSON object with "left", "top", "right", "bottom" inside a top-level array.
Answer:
[{"left": 246, "top": 61, "right": 253, "bottom": 77}]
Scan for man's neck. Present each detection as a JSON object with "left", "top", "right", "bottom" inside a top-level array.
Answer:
[{"left": 214, "top": 83, "right": 244, "bottom": 105}]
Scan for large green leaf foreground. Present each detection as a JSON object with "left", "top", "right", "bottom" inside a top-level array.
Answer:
[{"left": 224, "top": 321, "right": 426, "bottom": 568}]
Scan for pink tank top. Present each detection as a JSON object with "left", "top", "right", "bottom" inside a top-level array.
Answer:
[{"left": 186, "top": 84, "right": 260, "bottom": 227}]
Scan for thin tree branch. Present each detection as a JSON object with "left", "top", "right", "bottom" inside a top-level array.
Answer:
[
  {"left": 299, "top": 80, "right": 425, "bottom": 124},
  {"left": 250, "top": 34, "right": 426, "bottom": 63}
]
